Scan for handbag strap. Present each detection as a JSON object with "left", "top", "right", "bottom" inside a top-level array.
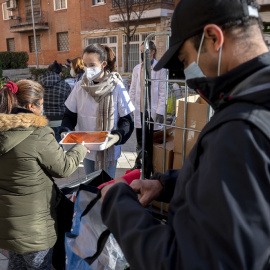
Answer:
[
  {"left": 83, "top": 229, "right": 111, "bottom": 265},
  {"left": 79, "top": 188, "right": 112, "bottom": 266},
  {"left": 80, "top": 189, "right": 102, "bottom": 219}
]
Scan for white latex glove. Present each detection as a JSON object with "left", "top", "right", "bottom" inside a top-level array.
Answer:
[{"left": 104, "top": 134, "right": 120, "bottom": 149}]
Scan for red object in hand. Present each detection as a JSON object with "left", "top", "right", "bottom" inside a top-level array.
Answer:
[{"left": 97, "top": 169, "right": 141, "bottom": 189}]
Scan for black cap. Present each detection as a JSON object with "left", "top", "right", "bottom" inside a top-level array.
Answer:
[{"left": 154, "top": 0, "right": 259, "bottom": 71}]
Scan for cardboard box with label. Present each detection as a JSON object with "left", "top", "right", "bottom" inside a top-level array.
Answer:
[
  {"left": 152, "top": 128, "right": 174, "bottom": 173},
  {"left": 174, "top": 95, "right": 208, "bottom": 157}
]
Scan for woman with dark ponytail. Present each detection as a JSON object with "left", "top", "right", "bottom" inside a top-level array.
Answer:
[
  {"left": 0, "top": 80, "right": 87, "bottom": 269},
  {"left": 62, "top": 44, "right": 135, "bottom": 178}
]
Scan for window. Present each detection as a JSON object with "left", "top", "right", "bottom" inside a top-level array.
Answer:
[
  {"left": 57, "top": 32, "right": 69, "bottom": 51},
  {"left": 85, "top": 36, "right": 118, "bottom": 71},
  {"left": 2, "top": 3, "right": 12, "bottom": 20},
  {"left": 85, "top": 37, "right": 107, "bottom": 44},
  {"left": 123, "top": 33, "right": 155, "bottom": 72},
  {"left": 7, "top": 38, "right": 15, "bottom": 52},
  {"left": 29, "top": 35, "right": 41, "bottom": 53},
  {"left": 54, "top": 0, "right": 67, "bottom": 10},
  {"left": 92, "top": 0, "right": 105, "bottom": 5}
]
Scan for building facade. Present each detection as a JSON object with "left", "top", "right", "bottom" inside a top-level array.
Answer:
[
  {"left": 0, "top": 0, "right": 176, "bottom": 72},
  {"left": 1, "top": 0, "right": 270, "bottom": 72}
]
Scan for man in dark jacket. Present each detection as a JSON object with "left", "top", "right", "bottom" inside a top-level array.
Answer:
[
  {"left": 100, "top": 0, "right": 270, "bottom": 269},
  {"left": 39, "top": 60, "right": 71, "bottom": 142}
]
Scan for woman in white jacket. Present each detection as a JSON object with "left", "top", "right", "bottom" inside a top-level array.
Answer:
[
  {"left": 61, "top": 44, "right": 135, "bottom": 178},
  {"left": 129, "top": 41, "right": 166, "bottom": 168}
]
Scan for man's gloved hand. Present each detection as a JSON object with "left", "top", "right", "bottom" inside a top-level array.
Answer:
[
  {"left": 104, "top": 134, "right": 120, "bottom": 149},
  {"left": 156, "top": 114, "right": 164, "bottom": 124}
]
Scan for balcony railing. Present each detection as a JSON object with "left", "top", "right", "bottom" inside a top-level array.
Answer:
[
  {"left": 9, "top": 11, "right": 49, "bottom": 33},
  {"left": 112, "top": 0, "right": 172, "bottom": 8}
]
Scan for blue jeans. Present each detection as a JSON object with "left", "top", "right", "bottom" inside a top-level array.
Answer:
[
  {"left": 51, "top": 126, "right": 62, "bottom": 143},
  {"left": 83, "top": 158, "right": 117, "bottom": 179}
]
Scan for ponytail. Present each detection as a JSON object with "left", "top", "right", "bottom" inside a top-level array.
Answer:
[
  {"left": 103, "top": 45, "right": 116, "bottom": 72},
  {"left": 0, "top": 83, "right": 18, "bottom": 114}
]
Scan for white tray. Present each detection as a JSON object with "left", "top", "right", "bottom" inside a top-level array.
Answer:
[{"left": 59, "top": 131, "right": 109, "bottom": 151}]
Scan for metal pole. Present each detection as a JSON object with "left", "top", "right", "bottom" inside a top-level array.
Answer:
[
  {"left": 141, "top": 32, "right": 171, "bottom": 180},
  {"left": 30, "top": 0, "right": 39, "bottom": 68}
]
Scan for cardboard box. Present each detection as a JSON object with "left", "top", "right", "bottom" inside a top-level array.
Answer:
[
  {"left": 173, "top": 152, "right": 183, "bottom": 170},
  {"left": 174, "top": 95, "right": 208, "bottom": 156},
  {"left": 152, "top": 128, "right": 174, "bottom": 173}
]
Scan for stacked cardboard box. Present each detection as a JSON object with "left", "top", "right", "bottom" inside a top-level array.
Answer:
[
  {"left": 173, "top": 95, "right": 208, "bottom": 169},
  {"left": 152, "top": 128, "right": 175, "bottom": 173}
]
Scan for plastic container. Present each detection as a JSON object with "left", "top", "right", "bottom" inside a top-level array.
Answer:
[{"left": 59, "top": 131, "right": 109, "bottom": 151}]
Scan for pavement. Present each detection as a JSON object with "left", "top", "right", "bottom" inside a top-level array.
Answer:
[{"left": 0, "top": 131, "right": 137, "bottom": 270}]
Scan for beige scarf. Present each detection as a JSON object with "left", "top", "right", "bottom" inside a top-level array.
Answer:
[{"left": 81, "top": 72, "right": 123, "bottom": 171}]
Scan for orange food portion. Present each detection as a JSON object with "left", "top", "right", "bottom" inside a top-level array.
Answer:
[{"left": 62, "top": 132, "right": 108, "bottom": 144}]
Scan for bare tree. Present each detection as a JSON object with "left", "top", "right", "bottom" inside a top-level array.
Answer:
[{"left": 111, "top": 0, "right": 151, "bottom": 72}]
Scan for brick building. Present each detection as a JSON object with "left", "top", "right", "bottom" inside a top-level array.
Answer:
[
  {"left": 1, "top": 0, "right": 270, "bottom": 72},
  {"left": 0, "top": 0, "right": 176, "bottom": 72}
]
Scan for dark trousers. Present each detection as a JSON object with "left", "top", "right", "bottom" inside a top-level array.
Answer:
[{"left": 135, "top": 112, "right": 154, "bottom": 166}]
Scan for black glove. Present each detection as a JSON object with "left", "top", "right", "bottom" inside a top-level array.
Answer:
[{"left": 156, "top": 114, "right": 164, "bottom": 124}]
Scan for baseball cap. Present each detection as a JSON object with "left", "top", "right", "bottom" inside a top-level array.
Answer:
[{"left": 154, "top": 0, "right": 259, "bottom": 71}]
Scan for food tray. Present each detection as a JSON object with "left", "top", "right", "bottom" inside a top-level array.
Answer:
[{"left": 59, "top": 131, "right": 109, "bottom": 151}]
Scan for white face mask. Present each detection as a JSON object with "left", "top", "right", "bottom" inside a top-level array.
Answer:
[
  {"left": 84, "top": 63, "right": 103, "bottom": 81},
  {"left": 184, "top": 33, "right": 206, "bottom": 81},
  {"left": 184, "top": 32, "right": 223, "bottom": 81},
  {"left": 70, "top": 68, "right": 76, "bottom": 77}
]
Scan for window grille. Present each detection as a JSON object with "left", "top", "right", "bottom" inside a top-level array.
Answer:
[
  {"left": 109, "top": 36, "right": 117, "bottom": 43},
  {"left": 57, "top": 32, "right": 69, "bottom": 52},
  {"left": 141, "top": 33, "right": 155, "bottom": 42},
  {"left": 122, "top": 32, "right": 155, "bottom": 72},
  {"left": 29, "top": 35, "right": 41, "bottom": 53},
  {"left": 123, "top": 43, "right": 139, "bottom": 72},
  {"left": 86, "top": 37, "right": 107, "bottom": 45},
  {"left": 7, "top": 38, "right": 15, "bottom": 52}
]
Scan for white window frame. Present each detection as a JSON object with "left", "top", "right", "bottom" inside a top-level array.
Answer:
[
  {"left": 54, "top": 0, "right": 67, "bottom": 11},
  {"left": 2, "top": 3, "right": 13, "bottom": 20},
  {"left": 122, "top": 32, "right": 155, "bottom": 73},
  {"left": 85, "top": 36, "right": 118, "bottom": 72}
]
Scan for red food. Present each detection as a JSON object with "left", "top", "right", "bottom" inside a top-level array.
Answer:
[{"left": 62, "top": 132, "right": 108, "bottom": 144}]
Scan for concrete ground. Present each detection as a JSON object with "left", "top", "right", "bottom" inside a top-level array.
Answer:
[{"left": 0, "top": 131, "right": 137, "bottom": 270}]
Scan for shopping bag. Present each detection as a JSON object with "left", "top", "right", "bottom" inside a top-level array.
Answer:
[
  {"left": 52, "top": 170, "right": 112, "bottom": 270},
  {"left": 65, "top": 184, "right": 129, "bottom": 270}
]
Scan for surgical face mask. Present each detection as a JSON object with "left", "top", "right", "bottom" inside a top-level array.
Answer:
[
  {"left": 84, "top": 63, "right": 103, "bottom": 81},
  {"left": 184, "top": 32, "right": 223, "bottom": 81},
  {"left": 184, "top": 33, "right": 206, "bottom": 81},
  {"left": 70, "top": 68, "right": 76, "bottom": 77}
]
